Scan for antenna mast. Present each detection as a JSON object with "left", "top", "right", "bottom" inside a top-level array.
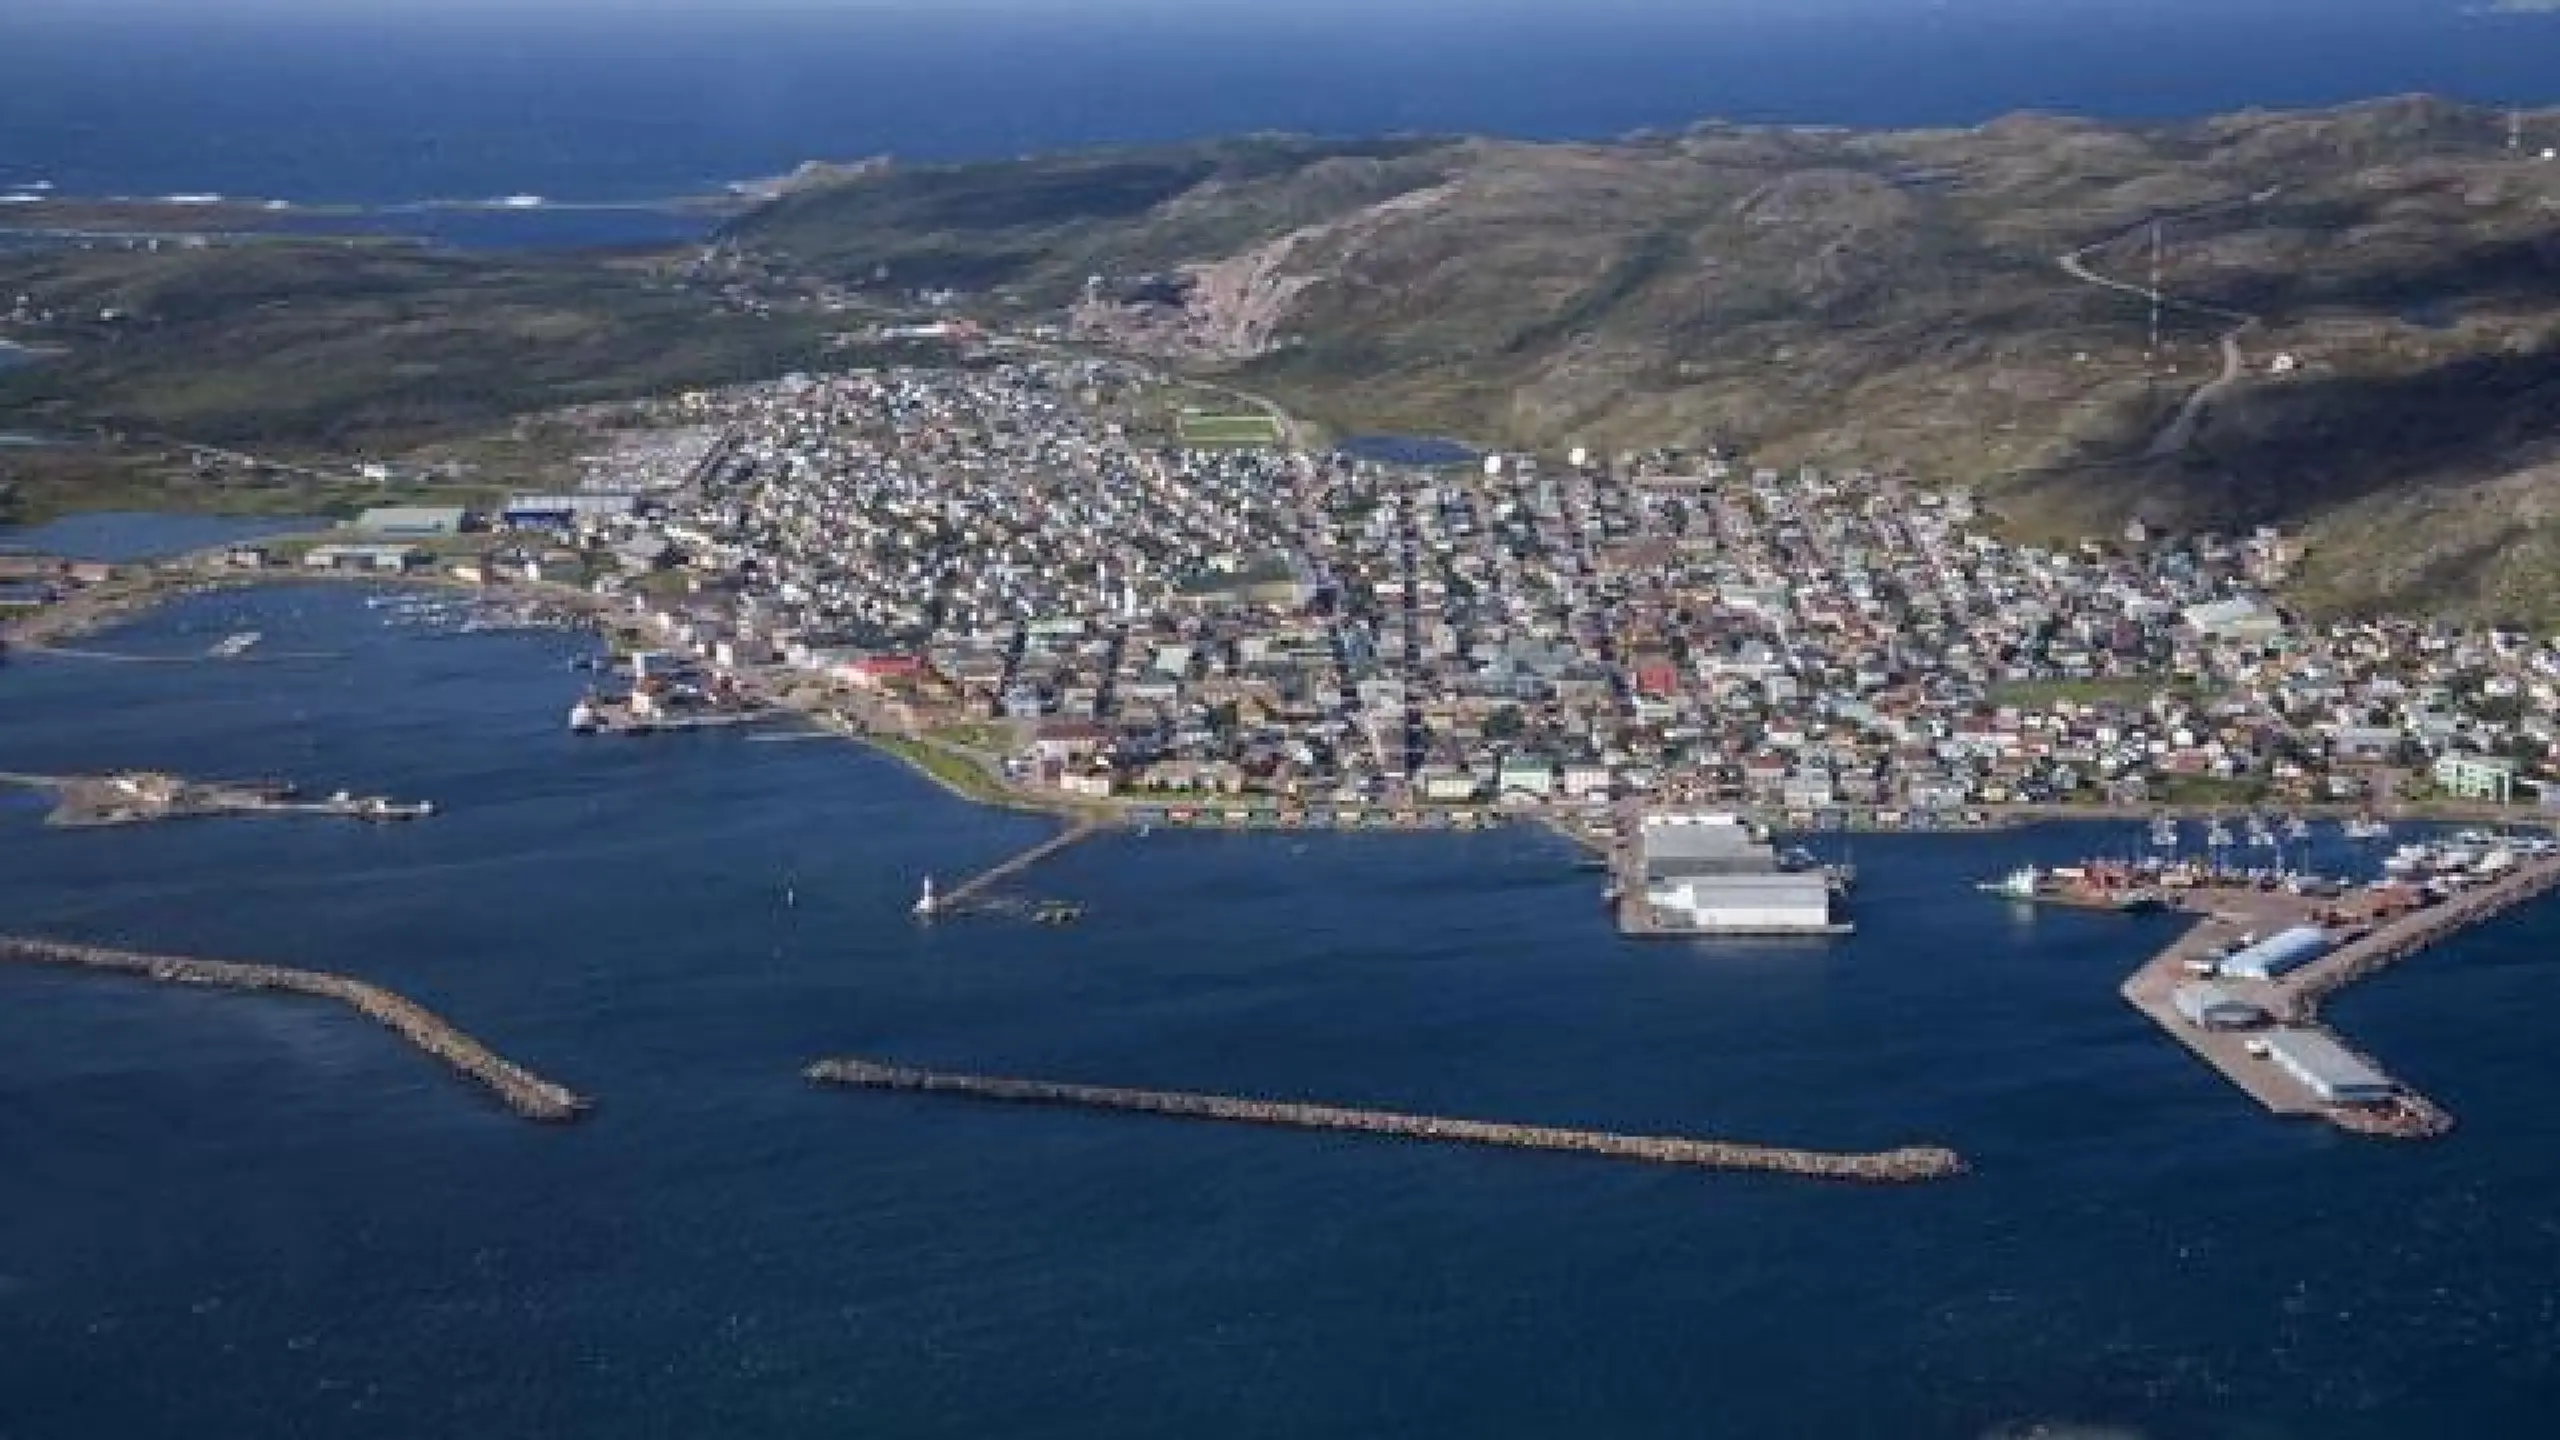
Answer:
[{"left": 2147, "top": 220, "right": 2164, "bottom": 368}]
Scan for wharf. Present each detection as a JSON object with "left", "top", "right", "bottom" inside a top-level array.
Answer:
[
  {"left": 1607, "top": 833, "right": 1856, "bottom": 938},
  {"left": 0, "top": 934, "right": 591, "bottom": 1122},
  {"left": 2121, "top": 856, "right": 2560, "bottom": 1138},
  {"left": 806, "top": 1057, "right": 1966, "bottom": 1184},
  {"left": 0, "top": 770, "right": 432, "bottom": 827}
]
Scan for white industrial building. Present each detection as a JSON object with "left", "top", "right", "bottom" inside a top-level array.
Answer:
[
  {"left": 2262, "top": 1028, "right": 2395, "bottom": 1105},
  {"left": 1639, "top": 813, "right": 1840, "bottom": 934},
  {"left": 2173, "top": 982, "right": 2267, "bottom": 1031}
]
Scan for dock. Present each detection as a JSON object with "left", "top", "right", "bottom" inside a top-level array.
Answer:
[
  {"left": 0, "top": 934, "right": 591, "bottom": 1122},
  {"left": 2121, "top": 855, "right": 2560, "bottom": 1139},
  {"left": 933, "top": 822, "right": 1105, "bottom": 913},
  {"left": 806, "top": 1057, "right": 1967, "bottom": 1184}
]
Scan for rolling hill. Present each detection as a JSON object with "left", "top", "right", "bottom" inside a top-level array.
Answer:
[{"left": 726, "top": 97, "right": 2560, "bottom": 622}]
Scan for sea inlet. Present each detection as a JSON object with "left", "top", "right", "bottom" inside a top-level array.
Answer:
[{"left": 6, "top": 574, "right": 2560, "bottom": 1438}]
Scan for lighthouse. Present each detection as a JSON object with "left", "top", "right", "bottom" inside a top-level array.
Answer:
[{"left": 913, "top": 875, "right": 938, "bottom": 918}]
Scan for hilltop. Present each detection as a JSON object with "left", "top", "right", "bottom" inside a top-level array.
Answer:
[{"left": 725, "top": 98, "right": 2560, "bottom": 623}]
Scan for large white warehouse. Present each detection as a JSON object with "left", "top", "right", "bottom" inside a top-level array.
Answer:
[{"left": 1640, "top": 814, "right": 1841, "bottom": 935}]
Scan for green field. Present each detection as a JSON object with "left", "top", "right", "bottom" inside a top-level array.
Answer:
[{"left": 1175, "top": 410, "right": 1284, "bottom": 447}]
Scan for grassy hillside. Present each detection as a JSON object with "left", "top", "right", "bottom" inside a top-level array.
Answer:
[
  {"left": 0, "top": 243, "right": 833, "bottom": 452},
  {"left": 722, "top": 99, "right": 2560, "bottom": 621},
  {"left": 725, "top": 135, "right": 1462, "bottom": 302}
]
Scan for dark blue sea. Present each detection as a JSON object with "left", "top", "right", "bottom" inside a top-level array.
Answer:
[
  {"left": 3, "top": 1, "right": 2560, "bottom": 238},
  {"left": 5, "top": 551, "right": 2560, "bottom": 1435}
]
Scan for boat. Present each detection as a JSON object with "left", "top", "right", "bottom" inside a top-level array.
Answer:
[
  {"left": 2150, "top": 815, "right": 2179, "bottom": 848},
  {"left": 2284, "top": 815, "right": 2311, "bottom": 841},
  {"left": 1980, "top": 864, "right": 2044, "bottom": 900},
  {"left": 2245, "top": 815, "right": 2275, "bottom": 849},
  {"left": 2343, "top": 815, "right": 2391, "bottom": 841},
  {"left": 2206, "top": 817, "right": 2234, "bottom": 848},
  {"left": 568, "top": 698, "right": 600, "bottom": 734},
  {"left": 209, "top": 630, "right": 262, "bottom": 659},
  {"left": 912, "top": 876, "right": 938, "bottom": 918}
]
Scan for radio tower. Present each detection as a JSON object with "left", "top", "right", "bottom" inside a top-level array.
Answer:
[{"left": 2147, "top": 220, "right": 2164, "bottom": 367}]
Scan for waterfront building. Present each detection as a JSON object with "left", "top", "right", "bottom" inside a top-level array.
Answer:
[
  {"left": 1639, "top": 813, "right": 1837, "bottom": 933},
  {"left": 303, "top": 544, "right": 429, "bottom": 574},
  {"left": 2172, "top": 982, "right": 2267, "bottom": 1031},
  {"left": 2262, "top": 1028, "right": 2396, "bottom": 1105},
  {"left": 2432, "top": 752, "right": 2518, "bottom": 804},
  {"left": 2220, "top": 925, "right": 2331, "bottom": 981}
]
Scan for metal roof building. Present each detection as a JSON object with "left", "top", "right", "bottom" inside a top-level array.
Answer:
[
  {"left": 2173, "top": 982, "right": 2267, "bottom": 1031},
  {"left": 501, "top": 493, "right": 641, "bottom": 528},
  {"left": 2263, "top": 1028, "right": 2395, "bottom": 1105},
  {"left": 355, "top": 506, "right": 469, "bottom": 537},
  {"left": 2221, "top": 925, "right": 2331, "bottom": 981}
]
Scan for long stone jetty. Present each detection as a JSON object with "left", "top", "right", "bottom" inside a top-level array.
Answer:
[
  {"left": 0, "top": 934, "right": 592, "bottom": 1123},
  {"left": 806, "top": 1057, "right": 1967, "bottom": 1184}
]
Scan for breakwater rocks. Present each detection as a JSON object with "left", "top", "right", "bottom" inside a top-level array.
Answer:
[
  {"left": 0, "top": 935, "right": 592, "bottom": 1123},
  {"left": 806, "top": 1058, "right": 1967, "bottom": 1184}
]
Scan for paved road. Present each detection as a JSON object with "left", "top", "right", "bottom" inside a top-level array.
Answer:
[{"left": 2056, "top": 188, "right": 2275, "bottom": 460}]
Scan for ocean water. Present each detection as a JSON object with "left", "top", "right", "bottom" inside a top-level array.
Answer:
[
  {"left": 0, "top": 513, "right": 328, "bottom": 562},
  {"left": 5, "top": 574, "right": 2560, "bottom": 1437},
  {"left": 2, "top": 2, "right": 2558, "bottom": 209}
]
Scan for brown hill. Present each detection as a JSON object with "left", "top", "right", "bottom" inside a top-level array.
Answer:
[{"left": 732, "top": 97, "right": 2560, "bottom": 621}]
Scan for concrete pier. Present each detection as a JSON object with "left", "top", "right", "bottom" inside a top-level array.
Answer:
[
  {"left": 936, "top": 822, "right": 1104, "bottom": 913},
  {"left": 806, "top": 1057, "right": 1967, "bottom": 1184},
  {"left": 2121, "top": 854, "right": 2560, "bottom": 1139},
  {"left": 0, "top": 934, "right": 592, "bottom": 1123}
]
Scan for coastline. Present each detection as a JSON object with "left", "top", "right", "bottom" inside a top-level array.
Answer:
[{"left": 13, "top": 555, "right": 2560, "bottom": 836}]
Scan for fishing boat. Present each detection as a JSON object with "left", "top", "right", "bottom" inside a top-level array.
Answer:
[{"left": 1979, "top": 865, "right": 2043, "bottom": 900}]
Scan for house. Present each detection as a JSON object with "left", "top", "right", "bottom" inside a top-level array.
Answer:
[
  {"left": 1561, "top": 763, "right": 1614, "bottom": 800},
  {"left": 1033, "top": 720, "right": 1110, "bottom": 765},
  {"left": 1497, "top": 753, "right": 1557, "bottom": 798}
]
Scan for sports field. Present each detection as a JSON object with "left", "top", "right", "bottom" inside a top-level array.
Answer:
[{"left": 1175, "top": 410, "right": 1285, "bottom": 446}]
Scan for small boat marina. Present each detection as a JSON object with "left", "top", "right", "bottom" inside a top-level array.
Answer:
[{"left": 1986, "top": 818, "right": 2560, "bottom": 1140}]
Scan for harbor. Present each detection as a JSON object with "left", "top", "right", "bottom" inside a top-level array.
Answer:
[
  {"left": 0, "top": 934, "right": 592, "bottom": 1122},
  {"left": 2108, "top": 830, "right": 2560, "bottom": 1140},
  {"left": 805, "top": 1057, "right": 1967, "bottom": 1184},
  {"left": 0, "top": 769, "right": 434, "bottom": 827}
]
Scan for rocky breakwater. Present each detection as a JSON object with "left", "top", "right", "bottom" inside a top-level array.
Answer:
[
  {"left": 0, "top": 935, "right": 592, "bottom": 1123},
  {"left": 807, "top": 1058, "right": 1966, "bottom": 1184}
]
